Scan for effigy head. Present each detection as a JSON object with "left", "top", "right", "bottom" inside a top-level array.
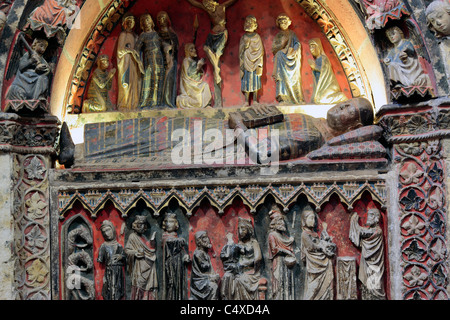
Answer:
[
  {"left": 326, "top": 97, "right": 374, "bottom": 134},
  {"left": 426, "top": 0, "right": 450, "bottom": 37}
]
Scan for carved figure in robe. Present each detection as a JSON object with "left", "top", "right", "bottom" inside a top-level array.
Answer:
[
  {"left": 6, "top": 38, "right": 51, "bottom": 101},
  {"left": 125, "top": 215, "right": 158, "bottom": 300},
  {"left": 300, "top": 208, "right": 336, "bottom": 300},
  {"left": 162, "top": 212, "right": 190, "bottom": 300},
  {"left": 190, "top": 231, "right": 220, "bottom": 300},
  {"left": 426, "top": 1, "right": 450, "bottom": 79},
  {"left": 82, "top": 55, "right": 116, "bottom": 113},
  {"left": 229, "top": 97, "right": 384, "bottom": 162},
  {"left": 0, "top": 10, "right": 6, "bottom": 32},
  {"left": 383, "top": 26, "right": 431, "bottom": 89},
  {"left": 239, "top": 15, "right": 264, "bottom": 107},
  {"left": 267, "top": 204, "right": 297, "bottom": 300},
  {"left": 26, "top": 0, "right": 79, "bottom": 43},
  {"left": 359, "top": 0, "right": 403, "bottom": 29},
  {"left": 116, "top": 14, "right": 144, "bottom": 111},
  {"left": 97, "top": 220, "right": 126, "bottom": 300},
  {"left": 308, "top": 38, "right": 347, "bottom": 104},
  {"left": 349, "top": 208, "right": 386, "bottom": 300},
  {"left": 220, "top": 217, "right": 263, "bottom": 300},
  {"left": 157, "top": 11, "right": 179, "bottom": 109},
  {"left": 272, "top": 14, "right": 304, "bottom": 105},
  {"left": 176, "top": 43, "right": 212, "bottom": 109},
  {"left": 184, "top": 0, "right": 239, "bottom": 84},
  {"left": 135, "top": 14, "right": 165, "bottom": 108}
]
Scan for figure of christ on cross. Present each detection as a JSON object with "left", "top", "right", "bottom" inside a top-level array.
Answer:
[{"left": 185, "top": 0, "right": 239, "bottom": 107}]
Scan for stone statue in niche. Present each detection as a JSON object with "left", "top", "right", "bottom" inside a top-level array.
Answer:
[
  {"left": 190, "top": 231, "right": 220, "bottom": 300},
  {"left": 116, "top": 14, "right": 144, "bottom": 111},
  {"left": 135, "top": 13, "right": 165, "bottom": 109},
  {"left": 156, "top": 11, "right": 179, "bottom": 109},
  {"left": 26, "top": 0, "right": 79, "bottom": 44},
  {"left": 308, "top": 38, "right": 348, "bottom": 104},
  {"left": 82, "top": 55, "right": 116, "bottom": 113},
  {"left": 162, "top": 212, "right": 190, "bottom": 300},
  {"left": 229, "top": 97, "right": 385, "bottom": 162},
  {"left": 267, "top": 204, "right": 297, "bottom": 300},
  {"left": 383, "top": 26, "right": 432, "bottom": 92},
  {"left": 300, "top": 208, "right": 336, "bottom": 300},
  {"left": 97, "top": 220, "right": 126, "bottom": 300},
  {"left": 176, "top": 43, "right": 212, "bottom": 109},
  {"left": 426, "top": 1, "right": 450, "bottom": 79},
  {"left": 5, "top": 37, "right": 51, "bottom": 102},
  {"left": 272, "top": 13, "right": 304, "bottom": 105},
  {"left": 184, "top": 0, "right": 239, "bottom": 108},
  {"left": 125, "top": 215, "right": 158, "bottom": 300},
  {"left": 349, "top": 208, "right": 386, "bottom": 300},
  {"left": 239, "top": 15, "right": 264, "bottom": 107},
  {"left": 220, "top": 217, "right": 264, "bottom": 300}
]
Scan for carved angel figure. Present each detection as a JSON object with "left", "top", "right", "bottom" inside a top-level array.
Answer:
[
  {"left": 349, "top": 208, "right": 386, "bottom": 300},
  {"left": 300, "top": 208, "right": 336, "bottom": 300}
]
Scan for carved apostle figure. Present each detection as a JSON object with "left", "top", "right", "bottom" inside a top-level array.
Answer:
[
  {"left": 125, "top": 215, "right": 158, "bottom": 300},
  {"left": 239, "top": 15, "right": 264, "bottom": 107},
  {"left": 6, "top": 38, "right": 51, "bottom": 102},
  {"left": 97, "top": 220, "right": 126, "bottom": 300},
  {"left": 190, "top": 231, "right": 220, "bottom": 300},
  {"left": 82, "top": 54, "right": 116, "bottom": 113},
  {"left": 383, "top": 26, "right": 431, "bottom": 90},
  {"left": 272, "top": 13, "right": 304, "bottom": 105},
  {"left": 308, "top": 38, "right": 347, "bottom": 104},
  {"left": 135, "top": 14, "right": 165, "bottom": 108},
  {"left": 349, "top": 208, "right": 386, "bottom": 300},
  {"left": 267, "top": 204, "right": 297, "bottom": 300},
  {"left": 300, "top": 208, "right": 336, "bottom": 300},
  {"left": 426, "top": 1, "right": 450, "bottom": 80},
  {"left": 162, "top": 212, "right": 190, "bottom": 300},
  {"left": 176, "top": 43, "right": 212, "bottom": 109},
  {"left": 157, "top": 11, "right": 179, "bottom": 109},
  {"left": 116, "top": 14, "right": 144, "bottom": 111},
  {"left": 220, "top": 217, "right": 263, "bottom": 300}
]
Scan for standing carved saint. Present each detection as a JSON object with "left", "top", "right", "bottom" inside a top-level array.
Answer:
[
  {"left": 272, "top": 14, "right": 304, "bottom": 105},
  {"left": 308, "top": 38, "right": 347, "bottom": 104},
  {"left": 267, "top": 204, "right": 297, "bottom": 300},
  {"left": 116, "top": 14, "right": 144, "bottom": 111},
  {"left": 184, "top": 0, "right": 239, "bottom": 107},
  {"left": 349, "top": 208, "right": 386, "bottom": 300},
  {"left": 383, "top": 26, "right": 431, "bottom": 90},
  {"left": 157, "top": 11, "right": 179, "bottom": 109},
  {"left": 239, "top": 15, "right": 264, "bottom": 107},
  {"left": 125, "top": 215, "right": 158, "bottom": 300},
  {"left": 176, "top": 43, "right": 212, "bottom": 109},
  {"left": 162, "top": 212, "right": 190, "bottom": 300},
  {"left": 135, "top": 14, "right": 165, "bottom": 108},
  {"left": 220, "top": 217, "right": 263, "bottom": 300},
  {"left": 190, "top": 231, "right": 220, "bottom": 300},
  {"left": 82, "top": 54, "right": 116, "bottom": 113},
  {"left": 426, "top": 1, "right": 450, "bottom": 80},
  {"left": 97, "top": 220, "right": 126, "bottom": 300},
  {"left": 300, "top": 208, "right": 336, "bottom": 300}
]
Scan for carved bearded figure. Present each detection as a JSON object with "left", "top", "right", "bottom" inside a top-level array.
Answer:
[{"left": 125, "top": 215, "right": 158, "bottom": 300}]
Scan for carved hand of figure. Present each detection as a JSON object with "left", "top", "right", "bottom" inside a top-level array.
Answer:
[
  {"left": 183, "top": 254, "right": 191, "bottom": 264},
  {"left": 135, "top": 248, "right": 145, "bottom": 259},
  {"left": 399, "top": 51, "right": 408, "bottom": 63},
  {"left": 286, "top": 47, "right": 297, "bottom": 59},
  {"left": 35, "top": 63, "right": 49, "bottom": 74},
  {"left": 112, "top": 254, "right": 123, "bottom": 263},
  {"left": 308, "top": 58, "right": 316, "bottom": 70}
]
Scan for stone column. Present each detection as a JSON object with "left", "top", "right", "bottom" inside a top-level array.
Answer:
[
  {"left": 0, "top": 112, "right": 59, "bottom": 299},
  {"left": 378, "top": 97, "right": 450, "bottom": 300}
]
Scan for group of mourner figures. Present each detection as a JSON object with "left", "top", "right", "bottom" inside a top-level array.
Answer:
[{"left": 95, "top": 204, "right": 386, "bottom": 300}]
